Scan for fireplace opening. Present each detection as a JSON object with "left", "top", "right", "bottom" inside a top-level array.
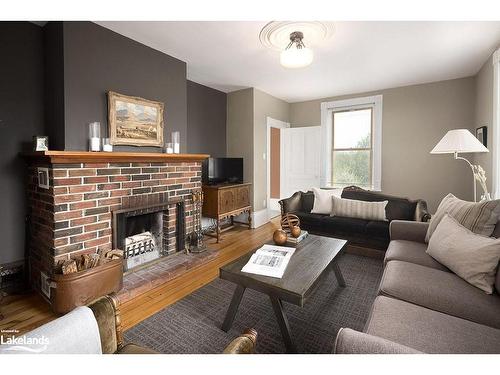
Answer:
[
  {"left": 123, "top": 211, "right": 163, "bottom": 271},
  {"left": 113, "top": 201, "right": 186, "bottom": 272}
]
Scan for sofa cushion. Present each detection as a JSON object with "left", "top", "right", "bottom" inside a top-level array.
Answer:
[
  {"left": 379, "top": 261, "right": 500, "bottom": 329},
  {"left": 384, "top": 240, "right": 448, "bottom": 271},
  {"left": 311, "top": 187, "right": 337, "bottom": 214},
  {"left": 332, "top": 196, "right": 388, "bottom": 221},
  {"left": 425, "top": 193, "right": 500, "bottom": 242},
  {"left": 341, "top": 186, "right": 416, "bottom": 221},
  {"left": 366, "top": 221, "right": 390, "bottom": 240},
  {"left": 365, "top": 296, "right": 500, "bottom": 353},
  {"left": 294, "top": 212, "right": 330, "bottom": 229},
  {"left": 427, "top": 214, "right": 500, "bottom": 294},
  {"left": 322, "top": 216, "right": 368, "bottom": 235}
]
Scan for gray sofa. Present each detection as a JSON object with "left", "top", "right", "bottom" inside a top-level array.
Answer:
[{"left": 334, "top": 220, "right": 500, "bottom": 354}]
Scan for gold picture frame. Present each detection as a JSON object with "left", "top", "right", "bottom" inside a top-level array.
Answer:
[{"left": 107, "top": 91, "right": 164, "bottom": 147}]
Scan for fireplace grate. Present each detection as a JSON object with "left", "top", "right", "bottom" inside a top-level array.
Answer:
[{"left": 125, "top": 232, "right": 156, "bottom": 259}]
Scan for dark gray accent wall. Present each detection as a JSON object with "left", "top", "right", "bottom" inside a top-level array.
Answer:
[
  {"left": 44, "top": 21, "right": 188, "bottom": 152},
  {"left": 43, "top": 22, "right": 65, "bottom": 150},
  {"left": 0, "top": 21, "right": 228, "bottom": 267},
  {"left": 0, "top": 22, "right": 45, "bottom": 265},
  {"left": 187, "top": 80, "right": 227, "bottom": 157}
]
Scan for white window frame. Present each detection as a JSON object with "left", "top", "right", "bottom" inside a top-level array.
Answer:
[
  {"left": 320, "top": 95, "right": 383, "bottom": 191},
  {"left": 492, "top": 48, "right": 500, "bottom": 199}
]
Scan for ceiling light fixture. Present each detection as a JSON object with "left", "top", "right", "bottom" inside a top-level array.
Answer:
[{"left": 280, "top": 31, "right": 313, "bottom": 68}]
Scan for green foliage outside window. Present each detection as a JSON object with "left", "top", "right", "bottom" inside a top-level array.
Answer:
[{"left": 332, "top": 134, "right": 371, "bottom": 188}]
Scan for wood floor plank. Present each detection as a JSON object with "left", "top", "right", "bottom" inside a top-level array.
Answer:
[{"left": 0, "top": 219, "right": 280, "bottom": 336}]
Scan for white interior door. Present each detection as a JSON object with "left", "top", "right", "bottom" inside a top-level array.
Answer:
[{"left": 281, "top": 126, "right": 321, "bottom": 198}]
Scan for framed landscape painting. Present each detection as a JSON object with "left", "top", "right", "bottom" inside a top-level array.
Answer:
[{"left": 108, "top": 91, "right": 164, "bottom": 147}]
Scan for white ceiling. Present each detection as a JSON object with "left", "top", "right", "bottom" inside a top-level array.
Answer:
[{"left": 97, "top": 21, "right": 500, "bottom": 103}]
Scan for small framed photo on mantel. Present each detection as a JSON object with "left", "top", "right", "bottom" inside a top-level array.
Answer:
[
  {"left": 476, "top": 126, "right": 487, "bottom": 147},
  {"left": 33, "top": 136, "right": 49, "bottom": 151}
]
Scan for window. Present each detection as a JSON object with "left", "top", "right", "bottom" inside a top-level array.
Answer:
[
  {"left": 332, "top": 108, "right": 373, "bottom": 188},
  {"left": 320, "top": 95, "right": 382, "bottom": 190}
]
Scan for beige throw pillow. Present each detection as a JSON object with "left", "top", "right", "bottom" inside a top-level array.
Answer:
[
  {"left": 425, "top": 193, "right": 500, "bottom": 242},
  {"left": 331, "top": 196, "right": 388, "bottom": 221},
  {"left": 311, "top": 187, "right": 340, "bottom": 214},
  {"left": 427, "top": 214, "right": 500, "bottom": 294}
]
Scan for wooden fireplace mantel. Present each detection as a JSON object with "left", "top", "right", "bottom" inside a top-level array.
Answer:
[{"left": 22, "top": 151, "right": 210, "bottom": 164}]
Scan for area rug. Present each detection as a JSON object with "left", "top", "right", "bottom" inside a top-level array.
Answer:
[{"left": 124, "top": 253, "right": 383, "bottom": 354}]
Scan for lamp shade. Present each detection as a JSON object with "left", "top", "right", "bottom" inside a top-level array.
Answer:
[
  {"left": 280, "top": 47, "right": 314, "bottom": 68},
  {"left": 430, "top": 129, "right": 489, "bottom": 154}
]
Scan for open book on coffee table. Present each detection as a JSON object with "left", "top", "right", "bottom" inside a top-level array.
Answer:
[{"left": 241, "top": 244, "right": 296, "bottom": 278}]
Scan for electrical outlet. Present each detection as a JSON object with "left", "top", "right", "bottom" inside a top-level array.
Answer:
[{"left": 263, "top": 153, "right": 266, "bottom": 160}]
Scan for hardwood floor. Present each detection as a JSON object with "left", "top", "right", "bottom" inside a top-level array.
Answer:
[{"left": 0, "top": 218, "right": 281, "bottom": 336}]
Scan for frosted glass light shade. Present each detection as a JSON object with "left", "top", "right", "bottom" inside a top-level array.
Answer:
[
  {"left": 430, "top": 129, "right": 489, "bottom": 154},
  {"left": 280, "top": 47, "right": 313, "bottom": 68}
]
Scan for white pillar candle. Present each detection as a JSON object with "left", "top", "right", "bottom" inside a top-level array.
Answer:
[{"left": 90, "top": 137, "right": 100, "bottom": 151}]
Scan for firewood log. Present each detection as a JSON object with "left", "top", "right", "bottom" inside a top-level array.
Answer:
[
  {"left": 105, "top": 249, "right": 124, "bottom": 259},
  {"left": 61, "top": 260, "right": 78, "bottom": 275}
]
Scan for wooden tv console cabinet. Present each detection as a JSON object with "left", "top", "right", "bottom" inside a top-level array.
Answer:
[{"left": 202, "top": 183, "right": 252, "bottom": 242}]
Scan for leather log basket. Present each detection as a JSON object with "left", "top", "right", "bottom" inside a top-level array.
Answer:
[{"left": 50, "top": 259, "right": 123, "bottom": 314}]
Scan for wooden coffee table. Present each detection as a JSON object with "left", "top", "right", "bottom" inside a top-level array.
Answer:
[{"left": 219, "top": 234, "right": 347, "bottom": 353}]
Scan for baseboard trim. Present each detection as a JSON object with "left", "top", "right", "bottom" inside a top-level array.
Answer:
[{"left": 252, "top": 209, "right": 270, "bottom": 229}]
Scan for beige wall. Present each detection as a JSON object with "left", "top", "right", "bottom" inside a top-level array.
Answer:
[
  {"left": 226, "top": 88, "right": 254, "bottom": 196},
  {"left": 226, "top": 88, "right": 290, "bottom": 211},
  {"left": 289, "top": 78, "right": 477, "bottom": 211},
  {"left": 253, "top": 89, "right": 290, "bottom": 211},
  {"left": 473, "top": 55, "right": 494, "bottom": 193}
]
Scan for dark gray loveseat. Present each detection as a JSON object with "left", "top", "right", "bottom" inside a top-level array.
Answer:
[{"left": 279, "top": 186, "right": 430, "bottom": 251}]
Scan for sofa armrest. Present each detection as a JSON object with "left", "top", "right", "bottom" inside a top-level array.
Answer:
[
  {"left": 88, "top": 293, "right": 122, "bottom": 354},
  {"left": 223, "top": 328, "right": 257, "bottom": 354},
  {"left": 389, "top": 220, "right": 429, "bottom": 243},
  {"left": 414, "top": 200, "right": 431, "bottom": 222},
  {"left": 333, "top": 328, "right": 421, "bottom": 354},
  {"left": 279, "top": 191, "right": 302, "bottom": 215}
]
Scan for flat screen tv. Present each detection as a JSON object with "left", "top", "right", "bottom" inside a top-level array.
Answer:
[{"left": 202, "top": 157, "right": 243, "bottom": 185}]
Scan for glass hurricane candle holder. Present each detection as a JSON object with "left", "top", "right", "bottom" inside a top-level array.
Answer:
[
  {"left": 164, "top": 142, "right": 174, "bottom": 154},
  {"left": 88, "top": 122, "right": 101, "bottom": 152},
  {"left": 171, "top": 131, "right": 180, "bottom": 154},
  {"left": 102, "top": 138, "right": 113, "bottom": 152}
]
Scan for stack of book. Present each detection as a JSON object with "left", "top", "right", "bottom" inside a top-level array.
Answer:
[{"left": 287, "top": 230, "right": 309, "bottom": 244}]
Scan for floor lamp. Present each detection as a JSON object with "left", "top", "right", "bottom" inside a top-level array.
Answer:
[{"left": 430, "top": 129, "right": 489, "bottom": 202}]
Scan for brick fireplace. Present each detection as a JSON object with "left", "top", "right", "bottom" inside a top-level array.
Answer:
[{"left": 23, "top": 151, "right": 208, "bottom": 298}]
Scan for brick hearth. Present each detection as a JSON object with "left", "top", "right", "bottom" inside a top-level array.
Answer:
[
  {"left": 23, "top": 152, "right": 208, "bottom": 297},
  {"left": 118, "top": 247, "right": 219, "bottom": 304}
]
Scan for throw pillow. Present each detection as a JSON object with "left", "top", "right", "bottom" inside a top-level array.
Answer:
[
  {"left": 311, "top": 188, "right": 340, "bottom": 214},
  {"left": 331, "top": 196, "right": 388, "bottom": 221},
  {"left": 425, "top": 193, "right": 500, "bottom": 242},
  {"left": 426, "top": 214, "right": 500, "bottom": 294}
]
